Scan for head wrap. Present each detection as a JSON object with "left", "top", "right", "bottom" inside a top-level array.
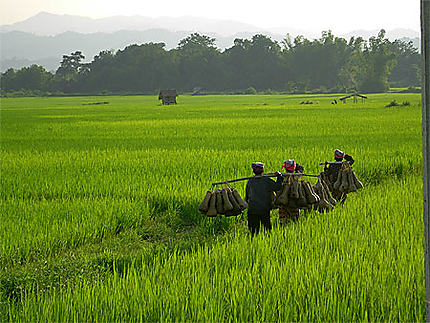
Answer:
[
  {"left": 252, "top": 162, "right": 264, "bottom": 174},
  {"left": 282, "top": 159, "right": 296, "bottom": 172},
  {"left": 334, "top": 149, "right": 345, "bottom": 159}
]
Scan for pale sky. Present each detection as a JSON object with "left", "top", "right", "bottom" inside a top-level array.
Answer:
[{"left": 0, "top": 0, "right": 421, "bottom": 33}]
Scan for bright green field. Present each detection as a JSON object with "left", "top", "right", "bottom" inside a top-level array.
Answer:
[{"left": 0, "top": 93, "right": 425, "bottom": 321}]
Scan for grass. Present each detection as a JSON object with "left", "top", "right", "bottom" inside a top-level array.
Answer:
[{"left": 0, "top": 93, "right": 424, "bottom": 320}]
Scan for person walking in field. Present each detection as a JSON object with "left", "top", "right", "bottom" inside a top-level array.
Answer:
[
  {"left": 324, "top": 149, "right": 354, "bottom": 203},
  {"left": 245, "top": 162, "right": 283, "bottom": 237},
  {"left": 278, "top": 159, "right": 304, "bottom": 225}
]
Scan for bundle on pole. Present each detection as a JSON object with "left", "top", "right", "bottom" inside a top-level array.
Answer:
[
  {"left": 331, "top": 163, "right": 363, "bottom": 194},
  {"left": 198, "top": 185, "right": 248, "bottom": 218},
  {"left": 201, "top": 172, "right": 320, "bottom": 217},
  {"left": 273, "top": 176, "right": 321, "bottom": 210}
]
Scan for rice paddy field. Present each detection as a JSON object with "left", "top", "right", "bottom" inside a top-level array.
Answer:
[{"left": 0, "top": 93, "right": 425, "bottom": 321}]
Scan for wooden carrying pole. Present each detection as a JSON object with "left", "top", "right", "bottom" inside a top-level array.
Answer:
[
  {"left": 422, "top": 0, "right": 430, "bottom": 321},
  {"left": 212, "top": 173, "right": 319, "bottom": 186},
  {"left": 319, "top": 162, "right": 344, "bottom": 165}
]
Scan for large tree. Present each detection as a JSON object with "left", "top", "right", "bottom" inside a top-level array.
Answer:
[
  {"left": 1, "top": 65, "right": 52, "bottom": 91},
  {"left": 389, "top": 39, "right": 421, "bottom": 87},
  {"left": 55, "top": 51, "right": 87, "bottom": 92},
  {"left": 358, "top": 30, "right": 396, "bottom": 93},
  {"left": 1, "top": 31, "right": 421, "bottom": 94},
  {"left": 175, "top": 33, "right": 222, "bottom": 90}
]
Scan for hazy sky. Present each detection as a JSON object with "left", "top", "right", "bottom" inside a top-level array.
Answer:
[{"left": 0, "top": 0, "right": 421, "bottom": 32}]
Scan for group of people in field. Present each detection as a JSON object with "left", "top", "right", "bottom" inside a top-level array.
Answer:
[{"left": 245, "top": 149, "right": 354, "bottom": 236}]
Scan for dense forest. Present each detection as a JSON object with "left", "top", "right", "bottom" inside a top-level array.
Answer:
[{"left": 0, "top": 29, "right": 421, "bottom": 95}]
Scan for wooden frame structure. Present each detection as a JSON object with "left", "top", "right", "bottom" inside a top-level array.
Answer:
[
  {"left": 158, "top": 89, "right": 178, "bottom": 105},
  {"left": 339, "top": 93, "right": 368, "bottom": 103}
]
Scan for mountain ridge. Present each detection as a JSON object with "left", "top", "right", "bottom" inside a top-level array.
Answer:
[
  {"left": 0, "top": 13, "right": 421, "bottom": 72},
  {"left": 0, "top": 11, "right": 268, "bottom": 36},
  {"left": 1, "top": 11, "right": 420, "bottom": 39}
]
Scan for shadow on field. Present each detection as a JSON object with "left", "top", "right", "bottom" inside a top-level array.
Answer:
[{"left": 0, "top": 196, "right": 238, "bottom": 307}]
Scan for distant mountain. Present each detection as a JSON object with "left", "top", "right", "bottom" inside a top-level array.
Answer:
[
  {"left": 1, "top": 29, "right": 191, "bottom": 60},
  {"left": 0, "top": 11, "right": 266, "bottom": 36},
  {"left": 2, "top": 12, "right": 419, "bottom": 40},
  {"left": 0, "top": 12, "right": 421, "bottom": 72},
  {"left": 0, "top": 57, "right": 59, "bottom": 72}
]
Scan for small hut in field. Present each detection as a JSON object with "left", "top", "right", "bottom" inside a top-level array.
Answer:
[
  {"left": 192, "top": 87, "right": 206, "bottom": 95},
  {"left": 339, "top": 93, "right": 367, "bottom": 103},
  {"left": 158, "top": 89, "right": 178, "bottom": 105}
]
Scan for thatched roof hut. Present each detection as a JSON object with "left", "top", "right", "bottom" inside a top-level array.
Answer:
[
  {"left": 159, "top": 89, "right": 178, "bottom": 105},
  {"left": 339, "top": 93, "right": 367, "bottom": 103}
]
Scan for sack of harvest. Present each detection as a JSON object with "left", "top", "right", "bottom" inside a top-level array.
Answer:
[
  {"left": 206, "top": 193, "right": 217, "bottom": 217},
  {"left": 319, "top": 188, "right": 332, "bottom": 212},
  {"left": 287, "top": 196, "right": 299, "bottom": 209},
  {"left": 320, "top": 172, "right": 333, "bottom": 192},
  {"left": 215, "top": 189, "right": 224, "bottom": 215},
  {"left": 198, "top": 191, "right": 212, "bottom": 214},
  {"left": 200, "top": 186, "right": 248, "bottom": 218},
  {"left": 232, "top": 188, "right": 248, "bottom": 210},
  {"left": 276, "top": 181, "right": 290, "bottom": 206},
  {"left": 314, "top": 178, "right": 331, "bottom": 212},
  {"left": 346, "top": 171, "right": 357, "bottom": 192},
  {"left": 291, "top": 178, "right": 300, "bottom": 199},
  {"left": 283, "top": 177, "right": 319, "bottom": 210},
  {"left": 281, "top": 177, "right": 300, "bottom": 209},
  {"left": 287, "top": 177, "right": 299, "bottom": 208},
  {"left": 321, "top": 177, "right": 337, "bottom": 206},
  {"left": 309, "top": 182, "right": 321, "bottom": 204},
  {"left": 333, "top": 169, "right": 342, "bottom": 190},
  {"left": 303, "top": 181, "right": 319, "bottom": 204},
  {"left": 327, "top": 192, "right": 337, "bottom": 206},
  {"left": 318, "top": 186, "right": 330, "bottom": 209},
  {"left": 351, "top": 170, "right": 364, "bottom": 189},
  {"left": 221, "top": 188, "right": 234, "bottom": 212},
  {"left": 296, "top": 181, "right": 309, "bottom": 208},
  {"left": 334, "top": 162, "right": 363, "bottom": 194},
  {"left": 226, "top": 187, "right": 247, "bottom": 216},
  {"left": 226, "top": 188, "right": 242, "bottom": 216},
  {"left": 303, "top": 182, "right": 313, "bottom": 204},
  {"left": 340, "top": 169, "right": 349, "bottom": 192}
]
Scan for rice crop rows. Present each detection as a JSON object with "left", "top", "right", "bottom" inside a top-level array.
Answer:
[{"left": 0, "top": 93, "right": 424, "bottom": 320}]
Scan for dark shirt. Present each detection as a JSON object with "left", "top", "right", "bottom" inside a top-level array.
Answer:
[
  {"left": 324, "top": 154, "right": 354, "bottom": 184},
  {"left": 245, "top": 175, "right": 283, "bottom": 213}
]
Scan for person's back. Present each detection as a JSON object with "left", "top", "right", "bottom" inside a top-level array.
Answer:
[
  {"left": 279, "top": 159, "right": 304, "bottom": 224},
  {"left": 246, "top": 176, "right": 282, "bottom": 214},
  {"left": 325, "top": 149, "right": 354, "bottom": 184},
  {"left": 245, "top": 162, "right": 282, "bottom": 236},
  {"left": 324, "top": 149, "right": 355, "bottom": 203},
  {"left": 326, "top": 163, "right": 343, "bottom": 183}
]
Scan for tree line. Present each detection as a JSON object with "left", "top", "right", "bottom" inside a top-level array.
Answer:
[{"left": 0, "top": 29, "right": 421, "bottom": 95}]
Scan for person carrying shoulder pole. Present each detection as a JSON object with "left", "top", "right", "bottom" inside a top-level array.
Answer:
[
  {"left": 324, "top": 149, "right": 354, "bottom": 203},
  {"left": 278, "top": 159, "right": 304, "bottom": 225},
  {"left": 245, "top": 162, "right": 283, "bottom": 237}
]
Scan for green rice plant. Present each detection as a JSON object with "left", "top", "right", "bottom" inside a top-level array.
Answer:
[
  {"left": 0, "top": 93, "right": 424, "bottom": 320},
  {"left": 0, "top": 94, "right": 422, "bottom": 262},
  {"left": 6, "top": 176, "right": 424, "bottom": 321}
]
